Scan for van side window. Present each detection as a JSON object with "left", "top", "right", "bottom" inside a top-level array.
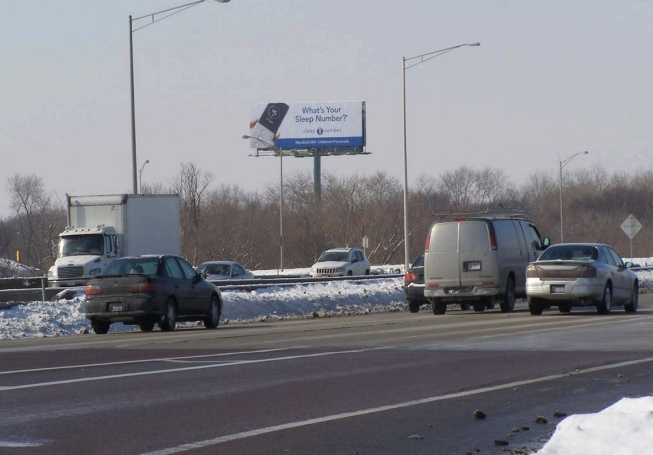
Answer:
[{"left": 493, "top": 220, "right": 519, "bottom": 249}]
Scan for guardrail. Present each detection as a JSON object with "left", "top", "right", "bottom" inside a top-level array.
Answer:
[{"left": 0, "top": 273, "right": 403, "bottom": 307}]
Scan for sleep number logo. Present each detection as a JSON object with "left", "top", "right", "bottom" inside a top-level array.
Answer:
[{"left": 317, "top": 127, "right": 324, "bottom": 135}]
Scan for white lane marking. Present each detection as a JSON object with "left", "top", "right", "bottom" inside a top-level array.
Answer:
[
  {"left": 0, "top": 440, "right": 47, "bottom": 447},
  {"left": 139, "top": 355, "right": 653, "bottom": 455},
  {"left": 0, "top": 348, "right": 386, "bottom": 391},
  {"left": 0, "top": 347, "right": 297, "bottom": 376}
]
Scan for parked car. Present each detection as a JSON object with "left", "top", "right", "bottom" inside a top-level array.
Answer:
[
  {"left": 310, "top": 247, "right": 370, "bottom": 277},
  {"left": 196, "top": 261, "right": 255, "bottom": 281},
  {"left": 526, "top": 243, "right": 639, "bottom": 315},
  {"left": 404, "top": 253, "right": 470, "bottom": 313},
  {"left": 424, "top": 213, "right": 549, "bottom": 315},
  {"left": 83, "top": 255, "right": 223, "bottom": 334}
]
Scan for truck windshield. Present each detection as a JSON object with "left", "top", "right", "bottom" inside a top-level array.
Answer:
[{"left": 59, "top": 234, "right": 104, "bottom": 257}]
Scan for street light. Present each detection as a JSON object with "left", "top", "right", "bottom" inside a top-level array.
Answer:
[
  {"left": 129, "top": 0, "right": 231, "bottom": 194},
  {"left": 559, "top": 151, "right": 589, "bottom": 242},
  {"left": 242, "top": 135, "right": 284, "bottom": 272},
  {"left": 401, "top": 42, "right": 480, "bottom": 271},
  {"left": 139, "top": 160, "right": 150, "bottom": 193}
]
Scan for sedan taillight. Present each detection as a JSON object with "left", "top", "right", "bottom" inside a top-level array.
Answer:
[
  {"left": 130, "top": 282, "right": 157, "bottom": 294},
  {"left": 526, "top": 265, "right": 539, "bottom": 278},
  {"left": 84, "top": 284, "right": 103, "bottom": 296},
  {"left": 579, "top": 266, "right": 598, "bottom": 278},
  {"left": 404, "top": 271, "right": 418, "bottom": 285}
]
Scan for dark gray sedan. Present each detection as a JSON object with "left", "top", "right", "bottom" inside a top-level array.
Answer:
[
  {"left": 84, "top": 255, "right": 223, "bottom": 334},
  {"left": 526, "top": 243, "right": 638, "bottom": 315}
]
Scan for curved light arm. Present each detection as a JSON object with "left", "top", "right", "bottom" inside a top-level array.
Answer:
[
  {"left": 242, "top": 134, "right": 278, "bottom": 152},
  {"left": 132, "top": 0, "right": 230, "bottom": 32},
  {"left": 560, "top": 150, "right": 589, "bottom": 170},
  {"left": 404, "top": 42, "right": 480, "bottom": 70}
]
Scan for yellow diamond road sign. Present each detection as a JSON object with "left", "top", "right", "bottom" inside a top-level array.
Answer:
[{"left": 620, "top": 214, "right": 642, "bottom": 239}]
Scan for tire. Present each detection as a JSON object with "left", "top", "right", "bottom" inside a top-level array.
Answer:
[
  {"left": 558, "top": 303, "right": 572, "bottom": 314},
  {"left": 528, "top": 298, "right": 544, "bottom": 315},
  {"left": 204, "top": 295, "right": 221, "bottom": 329},
  {"left": 432, "top": 300, "right": 447, "bottom": 315},
  {"left": 347, "top": 271, "right": 353, "bottom": 277},
  {"left": 159, "top": 298, "right": 178, "bottom": 331},
  {"left": 596, "top": 284, "right": 612, "bottom": 315},
  {"left": 408, "top": 300, "right": 420, "bottom": 313},
  {"left": 472, "top": 302, "right": 485, "bottom": 312},
  {"left": 139, "top": 323, "right": 155, "bottom": 332},
  {"left": 91, "top": 319, "right": 110, "bottom": 335},
  {"left": 460, "top": 303, "right": 471, "bottom": 311},
  {"left": 625, "top": 282, "right": 639, "bottom": 313},
  {"left": 365, "top": 269, "right": 370, "bottom": 275},
  {"left": 484, "top": 298, "right": 496, "bottom": 310},
  {"left": 500, "top": 277, "right": 515, "bottom": 313}
]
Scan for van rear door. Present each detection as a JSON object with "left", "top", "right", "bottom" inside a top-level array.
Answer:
[
  {"left": 459, "top": 220, "right": 493, "bottom": 288},
  {"left": 426, "top": 222, "right": 460, "bottom": 287}
]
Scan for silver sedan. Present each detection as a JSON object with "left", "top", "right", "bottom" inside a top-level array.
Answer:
[{"left": 526, "top": 243, "right": 639, "bottom": 315}]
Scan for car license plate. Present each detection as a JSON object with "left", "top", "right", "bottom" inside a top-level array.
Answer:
[
  {"left": 550, "top": 285, "right": 565, "bottom": 294},
  {"left": 108, "top": 302, "right": 124, "bottom": 312}
]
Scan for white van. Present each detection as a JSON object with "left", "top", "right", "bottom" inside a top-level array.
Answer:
[{"left": 423, "top": 214, "right": 549, "bottom": 315}]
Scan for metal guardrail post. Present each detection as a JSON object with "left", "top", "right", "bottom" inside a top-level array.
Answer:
[{"left": 41, "top": 276, "right": 46, "bottom": 302}]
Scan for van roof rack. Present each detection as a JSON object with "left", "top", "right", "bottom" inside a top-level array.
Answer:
[{"left": 432, "top": 207, "right": 530, "bottom": 220}]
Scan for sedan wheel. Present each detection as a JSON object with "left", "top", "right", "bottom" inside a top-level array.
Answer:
[
  {"left": 139, "top": 323, "right": 155, "bottom": 332},
  {"left": 159, "top": 298, "right": 178, "bottom": 331},
  {"left": 528, "top": 298, "right": 544, "bottom": 316},
  {"left": 625, "top": 282, "right": 639, "bottom": 313},
  {"left": 558, "top": 303, "right": 572, "bottom": 314},
  {"left": 408, "top": 300, "right": 420, "bottom": 313},
  {"left": 204, "top": 295, "right": 221, "bottom": 329},
  {"left": 472, "top": 302, "right": 485, "bottom": 312},
  {"left": 91, "top": 319, "right": 110, "bottom": 335},
  {"left": 596, "top": 285, "right": 612, "bottom": 315}
]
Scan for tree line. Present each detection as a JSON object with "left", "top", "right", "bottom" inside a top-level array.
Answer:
[{"left": 2, "top": 163, "right": 653, "bottom": 275}]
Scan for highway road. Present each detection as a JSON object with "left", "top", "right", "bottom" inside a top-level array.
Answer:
[{"left": 1, "top": 296, "right": 653, "bottom": 455}]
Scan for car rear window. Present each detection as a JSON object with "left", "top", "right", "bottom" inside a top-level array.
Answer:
[{"left": 104, "top": 258, "right": 160, "bottom": 276}]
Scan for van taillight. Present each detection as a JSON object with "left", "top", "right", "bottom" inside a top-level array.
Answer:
[
  {"left": 130, "top": 282, "right": 157, "bottom": 294},
  {"left": 425, "top": 235, "right": 431, "bottom": 251},
  {"left": 84, "top": 284, "right": 103, "bottom": 296},
  {"left": 489, "top": 232, "right": 497, "bottom": 250}
]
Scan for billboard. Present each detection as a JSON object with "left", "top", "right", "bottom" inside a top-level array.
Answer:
[{"left": 248, "top": 100, "right": 366, "bottom": 150}]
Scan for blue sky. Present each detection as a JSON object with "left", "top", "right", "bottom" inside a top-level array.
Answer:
[{"left": 2, "top": 0, "right": 651, "bottom": 217}]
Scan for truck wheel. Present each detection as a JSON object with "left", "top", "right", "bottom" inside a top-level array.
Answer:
[
  {"left": 408, "top": 300, "right": 420, "bottom": 313},
  {"left": 139, "top": 323, "right": 155, "bottom": 332},
  {"left": 91, "top": 319, "right": 110, "bottom": 335},
  {"left": 204, "top": 295, "right": 221, "bottom": 329},
  {"left": 500, "top": 277, "right": 515, "bottom": 313},
  {"left": 159, "top": 298, "right": 177, "bottom": 331},
  {"left": 432, "top": 300, "right": 447, "bottom": 315}
]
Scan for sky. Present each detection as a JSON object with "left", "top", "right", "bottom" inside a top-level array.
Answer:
[
  {"left": 2, "top": 1, "right": 652, "bottom": 217},
  {"left": 1, "top": 265, "right": 652, "bottom": 453}
]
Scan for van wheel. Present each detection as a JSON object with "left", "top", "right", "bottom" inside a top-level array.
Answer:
[
  {"left": 558, "top": 303, "right": 572, "bottom": 313},
  {"left": 139, "top": 323, "right": 155, "bottom": 332},
  {"left": 472, "top": 302, "right": 485, "bottom": 312},
  {"left": 500, "top": 277, "right": 515, "bottom": 313},
  {"left": 432, "top": 300, "right": 447, "bottom": 315},
  {"left": 408, "top": 300, "right": 420, "bottom": 313}
]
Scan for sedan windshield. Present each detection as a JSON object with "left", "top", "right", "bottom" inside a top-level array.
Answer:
[{"left": 539, "top": 245, "right": 598, "bottom": 262}]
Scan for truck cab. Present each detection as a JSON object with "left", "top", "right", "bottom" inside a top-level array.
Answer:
[{"left": 47, "top": 225, "right": 120, "bottom": 287}]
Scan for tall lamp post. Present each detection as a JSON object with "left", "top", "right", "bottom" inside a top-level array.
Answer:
[
  {"left": 129, "top": 0, "right": 231, "bottom": 194},
  {"left": 139, "top": 160, "right": 150, "bottom": 194},
  {"left": 402, "top": 42, "right": 480, "bottom": 271},
  {"left": 242, "top": 135, "right": 284, "bottom": 272},
  {"left": 559, "top": 150, "right": 589, "bottom": 242}
]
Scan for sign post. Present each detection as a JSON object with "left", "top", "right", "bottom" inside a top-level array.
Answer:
[{"left": 620, "top": 214, "right": 642, "bottom": 259}]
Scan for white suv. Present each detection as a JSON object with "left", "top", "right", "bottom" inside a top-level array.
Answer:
[{"left": 310, "top": 247, "right": 370, "bottom": 277}]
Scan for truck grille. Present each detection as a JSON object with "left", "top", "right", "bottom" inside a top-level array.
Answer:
[{"left": 57, "top": 266, "right": 85, "bottom": 279}]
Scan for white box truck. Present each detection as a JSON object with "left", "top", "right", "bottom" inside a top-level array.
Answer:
[{"left": 47, "top": 194, "right": 181, "bottom": 287}]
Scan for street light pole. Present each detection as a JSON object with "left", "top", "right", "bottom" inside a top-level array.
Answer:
[
  {"left": 139, "top": 160, "right": 150, "bottom": 194},
  {"left": 559, "top": 150, "right": 589, "bottom": 242},
  {"left": 242, "top": 135, "right": 284, "bottom": 272},
  {"left": 129, "top": 0, "right": 231, "bottom": 195},
  {"left": 401, "top": 42, "right": 480, "bottom": 271}
]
